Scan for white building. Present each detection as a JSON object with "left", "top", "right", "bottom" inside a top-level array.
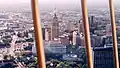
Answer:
[{"left": 32, "top": 42, "right": 37, "bottom": 54}]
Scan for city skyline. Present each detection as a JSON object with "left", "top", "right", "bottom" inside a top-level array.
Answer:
[{"left": 0, "top": 0, "right": 120, "bottom": 68}]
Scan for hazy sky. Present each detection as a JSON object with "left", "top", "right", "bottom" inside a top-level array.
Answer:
[
  {"left": 0, "top": 0, "right": 119, "bottom": 10},
  {"left": 39, "top": 0, "right": 119, "bottom": 5},
  {"left": 0, "top": 0, "right": 119, "bottom": 5}
]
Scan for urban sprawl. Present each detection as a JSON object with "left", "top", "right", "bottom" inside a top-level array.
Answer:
[{"left": 0, "top": 8, "right": 120, "bottom": 68}]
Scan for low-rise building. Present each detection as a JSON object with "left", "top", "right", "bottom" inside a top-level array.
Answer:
[{"left": 44, "top": 41, "right": 66, "bottom": 54}]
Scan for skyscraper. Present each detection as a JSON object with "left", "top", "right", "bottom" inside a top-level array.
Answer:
[
  {"left": 93, "top": 47, "right": 115, "bottom": 68},
  {"left": 78, "top": 20, "right": 85, "bottom": 46},
  {"left": 72, "top": 31, "right": 77, "bottom": 45},
  {"left": 51, "top": 10, "right": 59, "bottom": 40},
  {"left": 88, "top": 16, "right": 96, "bottom": 34},
  {"left": 45, "top": 28, "right": 49, "bottom": 41},
  {"left": 89, "top": 16, "right": 95, "bottom": 27},
  {"left": 78, "top": 20, "right": 84, "bottom": 34}
]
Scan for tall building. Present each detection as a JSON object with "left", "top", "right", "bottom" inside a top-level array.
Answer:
[
  {"left": 88, "top": 16, "right": 96, "bottom": 34},
  {"left": 66, "top": 21, "right": 72, "bottom": 31},
  {"left": 72, "top": 31, "right": 77, "bottom": 45},
  {"left": 93, "top": 44, "right": 120, "bottom": 68},
  {"left": 106, "top": 24, "right": 112, "bottom": 36},
  {"left": 9, "top": 34, "right": 18, "bottom": 56},
  {"left": 42, "top": 28, "right": 45, "bottom": 40},
  {"left": 93, "top": 47, "right": 115, "bottom": 68},
  {"left": 72, "top": 31, "right": 82, "bottom": 46},
  {"left": 45, "top": 28, "right": 49, "bottom": 41},
  {"left": 78, "top": 20, "right": 84, "bottom": 34},
  {"left": 89, "top": 16, "right": 95, "bottom": 27},
  {"left": 78, "top": 20, "right": 85, "bottom": 46},
  {"left": 45, "top": 27, "right": 51, "bottom": 41},
  {"left": 51, "top": 11, "right": 59, "bottom": 40},
  {"left": 32, "top": 42, "right": 36, "bottom": 54}
]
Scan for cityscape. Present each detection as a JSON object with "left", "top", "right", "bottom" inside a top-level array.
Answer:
[{"left": 0, "top": 0, "right": 120, "bottom": 68}]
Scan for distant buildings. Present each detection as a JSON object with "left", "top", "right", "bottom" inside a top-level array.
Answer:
[
  {"left": 0, "top": 43, "right": 10, "bottom": 55},
  {"left": 1, "top": 7, "right": 120, "bottom": 68},
  {"left": 106, "top": 24, "right": 112, "bottom": 36},
  {"left": 59, "top": 34, "right": 70, "bottom": 45}
]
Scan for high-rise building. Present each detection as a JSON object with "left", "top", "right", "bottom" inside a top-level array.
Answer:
[
  {"left": 78, "top": 20, "right": 84, "bottom": 34},
  {"left": 51, "top": 11, "right": 59, "bottom": 40},
  {"left": 45, "top": 28, "right": 49, "bottom": 41},
  {"left": 88, "top": 16, "right": 96, "bottom": 34},
  {"left": 78, "top": 20, "right": 85, "bottom": 46},
  {"left": 45, "top": 27, "right": 51, "bottom": 41},
  {"left": 72, "top": 31, "right": 77, "bottom": 45},
  {"left": 42, "top": 28, "right": 45, "bottom": 40},
  {"left": 93, "top": 47, "right": 119, "bottom": 68},
  {"left": 9, "top": 34, "right": 18, "bottom": 56},
  {"left": 89, "top": 16, "right": 95, "bottom": 27}
]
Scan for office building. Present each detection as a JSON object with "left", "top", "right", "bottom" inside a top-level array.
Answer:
[
  {"left": 51, "top": 11, "right": 59, "bottom": 40},
  {"left": 93, "top": 46, "right": 120, "bottom": 68}
]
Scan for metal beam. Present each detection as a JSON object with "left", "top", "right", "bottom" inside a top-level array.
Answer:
[
  {"left": 31, "top": 0, "right": 46, "bottom": 68},
  {"left": 81, "top": 0, "right": 93, "bottom": 68},
  {"left": 109, "top": 0, "right": 119, "bottom": 68}
]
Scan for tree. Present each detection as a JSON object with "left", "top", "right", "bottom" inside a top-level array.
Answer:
[{"left": 82, "top": 64, "right": 88, "bottom": 68}]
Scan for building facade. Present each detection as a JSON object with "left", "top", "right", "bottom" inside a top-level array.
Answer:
[
  {"left": 93, "top": 47, "right": 120, "bottom": 68},
  {"left": 51, "top": 12, "right": 59, "bottom": 40}
]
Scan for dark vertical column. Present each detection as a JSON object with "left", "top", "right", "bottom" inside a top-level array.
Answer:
[
  {"left": 109, "top": 0, "right": 119, "bottom": 68},
  {"left": 31, "top": 0, "right": 46, "bottom": 68},
  {"left": 81, "top": 0, "right": 93, "bottom": 68}
]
